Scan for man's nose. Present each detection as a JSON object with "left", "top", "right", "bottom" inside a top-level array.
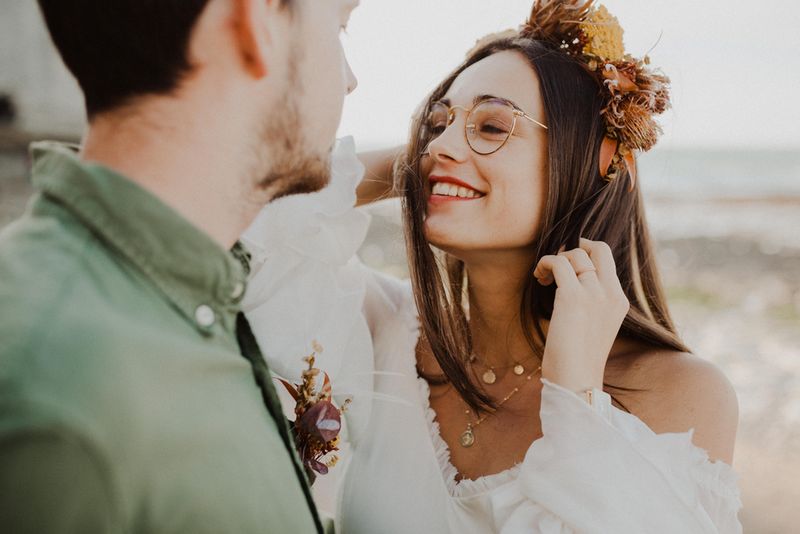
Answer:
[{"left": 345, "top": 58, "right": 358, "bottom": 95}]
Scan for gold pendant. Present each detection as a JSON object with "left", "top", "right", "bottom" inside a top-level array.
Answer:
[
  {"left": 482, "top": 368, "right": 497, "bottom": 384},
  {"left": 460, "top": 428, "right": 475, "bottom": 448},
  {"left": 513, "top": 364, "right": 524, "bottom": 375}
]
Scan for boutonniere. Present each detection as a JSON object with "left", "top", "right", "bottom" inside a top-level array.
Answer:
[{"left": 279, "top": 341, "right": 351, "bottom": 476}]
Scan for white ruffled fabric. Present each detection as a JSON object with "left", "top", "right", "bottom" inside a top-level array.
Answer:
[
  {"left": 492, "top": 380, "right": 743, "bottom": 534},
  {"left": 417, "top": 375, "right": 522, "bottom": 500},
  {"left": 241, "top": 136, "right": 375, "bottom": 442},
  {"left": 338, "top": 270, "right": 743, "bottom": 533},
  {"left": 241, "top": 136, "right": 743, "bottom": 533}
]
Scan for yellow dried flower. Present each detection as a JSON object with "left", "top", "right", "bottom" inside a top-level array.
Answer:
[{"left": 580, "top": 5, "right": 625, "bottom": 62}]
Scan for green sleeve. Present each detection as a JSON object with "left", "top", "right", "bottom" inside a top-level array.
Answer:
[{"left": 0, "top": 432, "right": 117, "bottom": 533}]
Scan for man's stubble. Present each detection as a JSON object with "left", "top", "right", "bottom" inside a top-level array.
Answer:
[{"left": 252, "top": 40, "right": 332, "bottom": 203}]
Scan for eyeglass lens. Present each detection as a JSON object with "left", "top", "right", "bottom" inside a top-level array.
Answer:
[{"left": 426, "top": 99, "right": 516, "bottom": 155}]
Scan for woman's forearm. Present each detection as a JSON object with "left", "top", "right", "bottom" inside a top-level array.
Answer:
[{"left": 355, "top": 146, "right": 404, "bottom": 207}]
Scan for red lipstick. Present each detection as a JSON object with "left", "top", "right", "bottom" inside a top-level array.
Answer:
[{"left": 428, "top": 175, "right": 484, "bottom": 194}]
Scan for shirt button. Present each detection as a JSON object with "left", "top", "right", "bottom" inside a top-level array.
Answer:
[
  {"left": 195, "top": 305, "right": 216, "bottom": 328},
  {"left": 230, "top": 282, "right": 245, "bottom": 300}
]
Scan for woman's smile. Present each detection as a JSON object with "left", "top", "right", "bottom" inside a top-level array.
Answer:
[{"left": 428, "top": 174, "right": 486, "bottom": 204}]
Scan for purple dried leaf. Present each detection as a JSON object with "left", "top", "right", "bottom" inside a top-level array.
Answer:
[
  {"left": 297, "top": 400, "right": 341, "bottom": 443},
  {"left": 307, "top": 458, "right": 329, "bottom": 475}
]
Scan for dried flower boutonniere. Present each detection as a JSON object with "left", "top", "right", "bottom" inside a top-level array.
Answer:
[{"left": 279, "top": 341, "right": 351, "bottom": 478}]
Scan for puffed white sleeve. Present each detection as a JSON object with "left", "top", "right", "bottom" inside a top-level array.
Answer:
[
  {"left": 492, "top": 379, "right": 743, "bottom": 534},
  {"left": 239, "top": 136, "right": 376, "bottom": 443}
]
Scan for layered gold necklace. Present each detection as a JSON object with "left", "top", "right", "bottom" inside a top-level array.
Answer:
[
  {"left": 468, "top": 352, "right": 540, "bottom": 385},
  {"left": 460, "top": 364, "right": 542, "bottom": 448}
]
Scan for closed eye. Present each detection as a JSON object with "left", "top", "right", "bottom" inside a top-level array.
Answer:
[
  {"left": 479, "top": 120, "right": 511, "bottom": 135},
  {"left": 481, "top": 124, "right": 509, "bottom": 134}
]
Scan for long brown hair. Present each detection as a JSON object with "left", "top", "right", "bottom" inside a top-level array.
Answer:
[{"left": 399, "top": 37, "right": 690, "bottom": 413}]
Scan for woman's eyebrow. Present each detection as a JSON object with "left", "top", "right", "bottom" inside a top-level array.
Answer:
[
  {"left": 474, "top": 94, "right": 521, "bottom": 109},
  {"left": 438, "top": 94, "right": 521, "bottom": 109}
]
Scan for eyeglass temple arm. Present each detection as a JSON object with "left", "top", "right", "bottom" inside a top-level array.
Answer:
[{"left": 516, "top": 110, "right": 549, "bottom": 130}]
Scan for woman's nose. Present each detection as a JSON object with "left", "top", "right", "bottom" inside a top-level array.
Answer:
[{"left": 427, "top": 115, "right": 469, "bottom": 164}]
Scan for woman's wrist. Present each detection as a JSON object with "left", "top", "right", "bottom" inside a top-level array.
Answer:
[
  {"left": 355, "top": 146, "right": 404, "bottom": 206},
  {"left": 541, "top": 359, "right": 604, "bottom": 396}
]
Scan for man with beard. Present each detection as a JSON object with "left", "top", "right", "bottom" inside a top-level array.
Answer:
[{"left": 0, "top": 0, "right": 358, "bottom": 532}]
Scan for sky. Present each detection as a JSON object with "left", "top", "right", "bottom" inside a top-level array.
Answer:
[{"left": 336, "top": 0, "right": 800, "bottom": 151}]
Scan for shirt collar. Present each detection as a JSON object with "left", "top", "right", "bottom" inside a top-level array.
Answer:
[{"left": 30, "top": 141, "right": 250, "bottom": 335}]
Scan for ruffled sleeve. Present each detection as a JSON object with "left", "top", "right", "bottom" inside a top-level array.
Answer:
[
  {"left": 240, "top": 136, "right": 376, "bottom": 443},
  {"left": 493, "top": 379, "right": 743, "bottom": 534}
]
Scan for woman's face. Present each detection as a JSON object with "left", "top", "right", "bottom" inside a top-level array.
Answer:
[{"left": 422, "top": 51, "right": 549, "bottom": 259}]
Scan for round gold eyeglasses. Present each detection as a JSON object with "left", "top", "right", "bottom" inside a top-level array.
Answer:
[{"left": 423, "top": 97, "right": 548, "bottom": 156}]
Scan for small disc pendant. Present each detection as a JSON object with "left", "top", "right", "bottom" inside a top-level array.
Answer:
[
  {"left": 460, "top": 429, "right": 475, "bottom": 448},
  {"left": 513, "top": 364, "right": 525, "bottom": 376},
  {"left": 482, "top": 369, "right": 497, "bottom": 384}
]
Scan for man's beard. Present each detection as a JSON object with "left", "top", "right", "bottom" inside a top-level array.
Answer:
[{"left": 252, "top": 53, "right": 332, "bottom": 202}]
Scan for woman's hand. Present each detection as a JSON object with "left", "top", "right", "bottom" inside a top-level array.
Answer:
[{"left": 533, "top": 238, "right": 630, "bottom": 393}]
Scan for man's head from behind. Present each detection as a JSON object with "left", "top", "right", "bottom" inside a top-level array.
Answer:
[{"left": 37, "top": 0, "right": 359, "bottom": 200}]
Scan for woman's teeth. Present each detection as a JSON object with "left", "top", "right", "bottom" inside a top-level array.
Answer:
[{"left": 431, "top": 182, "right": 482, "bottom": 199}]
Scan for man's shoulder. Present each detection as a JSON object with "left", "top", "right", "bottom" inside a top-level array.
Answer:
[
  {"left": 1, "top": 205, "right": 95, "bottom": 343},
  {"left": 0, "top": 196, "right": 99, "bottom": 290},
  {"left": 0, "top": 202, "right": 115, "bottom": 338},
  {"left": 0, "top": 214, "right": 178, "bottom": 459},
  {"left": 0, "top": 204, "right": 167, "bottom": 411}
]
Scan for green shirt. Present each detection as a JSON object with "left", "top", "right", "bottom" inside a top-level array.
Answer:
[{"left": 0, "top": 142, "right": 325, "bottom": 533}]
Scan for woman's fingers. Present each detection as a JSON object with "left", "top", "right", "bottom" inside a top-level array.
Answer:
[
  {"left": 536, "top": 238, "right": 631, "bottom": 393},
  {"left": 535, "top": 238, "right": 617, "bottom": 289},
  {"left": 533, "top": 255, "right": 579, "bottom": 289},
  {"left": 578, "top": 238, "right": 630, "bottom": 312},
  {"left": 557, "top": 248, "right": 599, "bottom": 282},
  {"left": 578, "top": 238, "right": 620, "bottom": 289}
]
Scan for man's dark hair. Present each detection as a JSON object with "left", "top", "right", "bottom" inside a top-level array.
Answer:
[{"left": 37, "top": 0, "right": 292, "bottom": 118}]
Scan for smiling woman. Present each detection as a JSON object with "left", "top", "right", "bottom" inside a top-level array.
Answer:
[
  {"left": 243, "top": 1, "right": 742, "bottom": 533},
  {"left": 418, "top": 51, "right": 551, "bottom": 258},
  {"left": 359, "top": 10, "right": 740, "bottom": 524}
]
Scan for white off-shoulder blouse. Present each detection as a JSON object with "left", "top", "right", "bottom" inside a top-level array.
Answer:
[{"left": 242, "top": 137, "right": 743, "bottom": 533}]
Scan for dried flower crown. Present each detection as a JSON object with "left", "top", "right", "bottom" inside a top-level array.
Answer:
[{"left": 475, "top": 0, "right": 671, "bottom": 191}]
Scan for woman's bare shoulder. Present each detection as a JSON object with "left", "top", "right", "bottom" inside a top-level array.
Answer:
[{"left": 607, "top": 349, "right": 739, "bottom": 463}]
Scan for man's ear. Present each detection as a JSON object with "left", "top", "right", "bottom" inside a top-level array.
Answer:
[{"left": 231, "top": 0, "right": 273, "bottom": 78}]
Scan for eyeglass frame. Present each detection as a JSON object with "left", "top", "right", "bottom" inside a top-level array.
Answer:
[{"left": 423, "top": 96, "right": 549, "bottom": 156}]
